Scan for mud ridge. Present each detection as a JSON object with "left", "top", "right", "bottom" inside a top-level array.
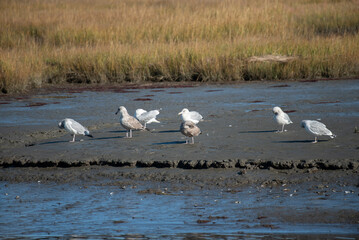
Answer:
[{"left": 1, "top": 158, "right": 358, "bottom": 170}]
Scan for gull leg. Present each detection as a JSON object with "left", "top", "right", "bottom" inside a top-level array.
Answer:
[
  {"left": 70, "top": 134, "right": 75, "bottom": 142},
  {"left": 126, "top": 131, "right": 129, "bottom": 138},
  {"left": 130, "top": 129, "right": 133, "bottom": 138},
  {"left": 191, "top": 137, "right": 195, "bottom": 144},
  {"left": 312, "top": 137, "right": 318, "bottom": 143}
]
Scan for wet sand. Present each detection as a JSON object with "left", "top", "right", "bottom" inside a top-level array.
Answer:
[
  {"left": 0, "top": 80, "right": 359, "bottom": 238},
  {"left": 1, "top": 80, "right": 359, "bottom": 168}
]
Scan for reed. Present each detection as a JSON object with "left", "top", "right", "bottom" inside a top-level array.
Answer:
[{"left": 1, "top": 0, "right": 358, "bottom": 93}]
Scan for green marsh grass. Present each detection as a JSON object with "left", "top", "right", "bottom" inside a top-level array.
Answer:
[{"left": 1, "top": 0, "right": 359, "bottom": 93}]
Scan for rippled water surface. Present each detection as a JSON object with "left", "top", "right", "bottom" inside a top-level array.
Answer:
[
  {"left": 1, "top": 80, "right": 359, "bottom": 127},
  {"left": 1, "top": 182, "right": 358, "bottom": 239}
]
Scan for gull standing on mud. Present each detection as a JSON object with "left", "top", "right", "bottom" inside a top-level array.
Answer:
[
  {"left": 58, "top": 118, "right": 93, "bottom": 142},
  {"left": 116, "top": 106, "right": 146, "bottom": 138},
  {"left": 178, "top": 108, "right": 203, "bottom": 124},
  {"left": 180, "top": 121, "right": 201, "bottom": 144},
  {"left": 301, "top": 120, "right": 336, "bottom": 143},
  {"left": 273, "top": 106, "right": 293, "bottom": 132},
  {"left": 135, "top": 108, "right": 160, "bottom": 128}
]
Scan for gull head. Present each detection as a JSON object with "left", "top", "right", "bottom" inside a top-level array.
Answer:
[
  {"left": 301, "top": 120, "right": 308, "bottom": 128},
  {"left": 58, "top": 121, "right": 64, "bottom": 129},
  {"left": 115, "top": 106, "right": 126, "bottom": 115},
  {"left": 178, "top": 108, "right": 189, "bottom": 115},
  {"left": 272, "top": 106, "right": 283, "bottom": 115}
]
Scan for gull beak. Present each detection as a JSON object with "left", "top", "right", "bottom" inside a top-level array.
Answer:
[
  {"left": 115, "top": 108, "right": 120, "bottom": 115},
  {"left": 178, "top": 111, "right": 183, "bottom": 115}
]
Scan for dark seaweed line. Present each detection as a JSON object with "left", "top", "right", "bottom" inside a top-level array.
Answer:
[{"left": 0, "top": 158, "right": 358, "bottom": 170}]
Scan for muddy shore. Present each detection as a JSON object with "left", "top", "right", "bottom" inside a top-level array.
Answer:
[{"left": 1, "top": 80, "right": 358, "bottom": 174}]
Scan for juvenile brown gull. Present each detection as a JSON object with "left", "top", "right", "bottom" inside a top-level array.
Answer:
[
  {"left": 273, "top": 106, "right": 293, "bottom": 132},
  {"left": 301, "top": 120, "right": 336, "bottom": 143},
  {"left": 180, "top": 121, "right": 201, "bottom": 144},
  {"left": 116, "top": 106, "right": 146, "bottom": 138},
  {"left": 178, "top": 108, "right": 203, "bottom": 124},
  {"left": 58, "top": 118, "right": 93, "bottom": 142}
]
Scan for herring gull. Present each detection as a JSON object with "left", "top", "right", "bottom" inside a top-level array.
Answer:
[
  {"left": 178, "top": 108, "right": 203, "bottom": 124},
  {"left": 301, "top": 120, "right": 336, "bottom": 143},
  {"left": 116, "top": 106, "right": 146, "bottom": 138},
  {"left": 58, "top": 118, "right": 93, "bottom": 142},
  {"left": 273, "top": 106, "right": 293, "bottom": 132},
  {"left": 135, "top": 108, "right": 160, "bottom": 128},
  {"left": 180, "top": 121, "right": 201, "bottom": 144}
]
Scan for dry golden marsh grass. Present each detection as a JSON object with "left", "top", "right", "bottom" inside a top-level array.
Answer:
[{"left": 1, "top": 0, "right": 359, "bottom": 93}]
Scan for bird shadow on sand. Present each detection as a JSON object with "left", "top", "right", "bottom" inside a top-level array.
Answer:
[
  {"left": 108, "top": 130, "right": 127, "bottom": 133},
  {"left": 274, "top": 139, "right": 327, "bottom": 143},
  {"left": 152, "top": 140, "right": 186, "bottom": 145},
  {"left": 37, "top": 140, "right": 74, "bottom": 145},
  {"left": 37, "top": 136, "right": 125, "bottom": 145},
  {"left": 157, "top": 130, "right": 180, "bottom": 133},
  {"left": 90, "top": 136, "right": 124, "bottom": 140},
  {"left": 239, "top": 130, "right": 277, "bottom": 134}
]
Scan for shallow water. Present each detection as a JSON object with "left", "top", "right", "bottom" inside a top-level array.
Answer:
[
  {"left": 1, "top": 80, "right": 359, "bottom": 127},
  {"left": 1, "top": 182, "right": 358, "bottom": 239}
]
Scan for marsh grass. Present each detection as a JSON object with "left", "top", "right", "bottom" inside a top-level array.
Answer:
[{"left": 1, "top": 0, "right": 359, "bottom": 93}]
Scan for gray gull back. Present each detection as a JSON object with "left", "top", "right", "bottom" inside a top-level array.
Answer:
[
  {"left": 58, "top": 118, "right": 93, "bottom": 142},
  {"left": 178, "top": 108, "right": 203, "bottom": 124},
  {"left": 301, "top": 120, "right": 336, "bottom": 143},
  {"left": 135, "top": 108, "right": 160, "bottom": 128}
]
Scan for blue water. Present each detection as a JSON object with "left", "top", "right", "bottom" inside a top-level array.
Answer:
[
  {"left": 1, "top": 80, "right": 359, "bottom": 127},
  {"left": 1, "top": 182, "right": 358, "bottom": 239}
]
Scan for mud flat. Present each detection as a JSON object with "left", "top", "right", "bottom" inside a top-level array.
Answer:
[
  {"left": 1, "top": 80, "right": 358, "bottom": 171},
  {"left": 0, "top": 80, "right": 359, "bottom": 238}
]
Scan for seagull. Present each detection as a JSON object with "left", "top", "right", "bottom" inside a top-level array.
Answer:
[
  {"left": 178, "top": 108, "right": 203, "bottom": 124},
  {"left": 58, "top": 118, "right": 93, "bottom": 142},
  {"left": 301, "top": 120, "right": 336, "bottom": 143},
  {"left": 115, "top": 106, "right": 146, "bottom": 138},
  {"left": 180, "top": 121, "right": 201, "bottom": 144},
  {"left": 135, "top": 109, "right": 160, "bottom": 128},
  {"left": 273, "top": 106, "right": 293, "bottom": 132}
]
